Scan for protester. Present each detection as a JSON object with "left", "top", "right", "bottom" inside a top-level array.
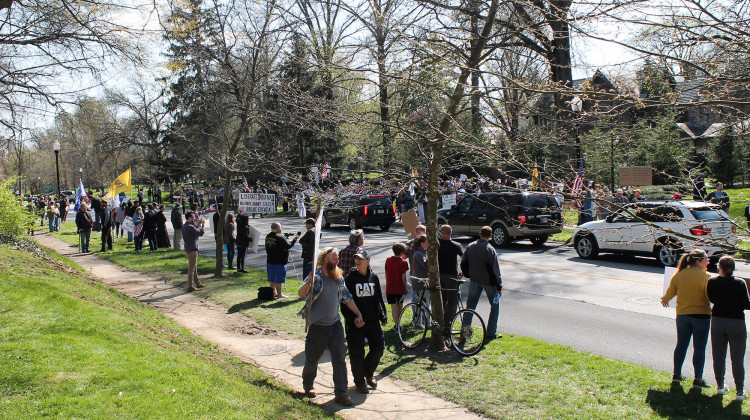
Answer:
[
  {"left": 342, "top": 249, "right": 386, "bottom": 394},
  {"left": 300, "top": 218, "right": 316, "bottom": 280},
  {"left": 133, "top": 206, "right": 144, "bottom": 252},
  {"left": 58, "top": 195, "right": 68, "bottom": 226},
  {"left": 171, "top": 203, "right": 183, "bottom": 250},
  {"left": 461, "top": 226, "right": 502, "bottom": 341},
  {"left": 612, "top": 188, "right": 628, "bottom": 206},
  {"left": 143, "top": 204, "right": 158, "bottom": 251},
  {"left": 182, "top": 211, "right": 205, "bottom": 292},
  {"left": 693, "top": 173, "right": 707, "bottom": 201},
  {"left": 264, "top": 222, "right": 299, "bottom": 299},
  {"left": 156, "top": 204, "right": 171, "bottom": 248},
  {"left": 661, "top": 249, "right": 711, "bottom": 388},
  {"left": 707, "top": 256, "right": 750, "bottom": 400},
  {"left": 46, "top": 204, "right": 57, "bottom": 232},
  {"left": 707, "top": 182, "right": 730, "bottom": 211},
  {"left": 115, "top": 201, "right": 125, "bottom": 238},
  {"left": 385, "top": 242, "right": 409, "bottom": 326},
  {"left": 297, "top": 247, "right": 364, "bottom": 406},
  {"left": 224, "top": 213, "right": 236, "bottom": 270},
  {"left": 339, "top": 229, "right": 364, "bottom": 273},
  {"left": 235, "top": 207, "right": 250, "bottom": 273},
  {"left": 100, "top": 200, "right": 113, "bottom": 252},
  {"left": 125, "top": 201, "right": 135, "bottom": 242},
  {"left": 75, "top": 203, "right": 93, "bottom": 253},
  {"left": 631, "top": 188, "right": 647, "bottom": 202},
  {"left": 745, "top": 201, "right": 750, "bottom": 230},
  {"left": 410, "top": 235, "right": 430, "bottom": 328},
  {"left": 91, "top": 195, "right": 102, "bottom": 231},
  {"left": 438, "top": 225, "right": 464, "bottom": 325}
]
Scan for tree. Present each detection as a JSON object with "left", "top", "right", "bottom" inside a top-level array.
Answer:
[{"left": 709, "top": 128, "right": 739, "bottom": 186}]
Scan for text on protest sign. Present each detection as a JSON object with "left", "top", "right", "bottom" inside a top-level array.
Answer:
[
  {"left": 442, "top": 194, "right": 457, "bottom": 210},
  {"left": 239, "top": 193, "right": 276, "bottom": 214}
]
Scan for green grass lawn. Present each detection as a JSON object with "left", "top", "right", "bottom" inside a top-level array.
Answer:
[
  {"left": 0, "top": 242, "right": 330, "bottom": 419},
  {"left": 49, "top": 224, "right": 750, "bottom": 418}
]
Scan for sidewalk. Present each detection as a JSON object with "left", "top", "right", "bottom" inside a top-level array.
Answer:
[{"left": 33, "top": 232, "right": 481, "bottom": 420}]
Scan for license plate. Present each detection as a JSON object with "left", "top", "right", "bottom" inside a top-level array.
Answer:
[
  {"left": 377, "top": 209, "right": 384, "bottom": 214},
  {"left": 540, "top": 217, "right": 547, "bottom": 223}
]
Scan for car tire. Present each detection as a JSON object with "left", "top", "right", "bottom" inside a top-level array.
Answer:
[
  {"left": 530, "top": 235, "right": 549, "bottom": 246},
  {"left": 574, "top": 234, "right": 599, "bottom": 259},
  {"left": 656, "top": 243, "right": 681, "bottom": 267},
  {"left": 380, "top": 224, "right": 391, "bottom": 232},
  {"left": 490, "top": 224, "right": 510, "bottom": 247},
  {"left": 348, "top": 217, "right": 359, "bottom": 231},
  {"left": 323, "top": 213, "right": 331, "bottom": 228}
]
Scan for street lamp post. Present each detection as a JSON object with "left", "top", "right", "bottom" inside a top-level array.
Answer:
[
  {"left": 570, "top": 96, "right": 583, "bottom": 168},
  {"left": 53, "top": 140, "right": 61, "bottom": 197}
]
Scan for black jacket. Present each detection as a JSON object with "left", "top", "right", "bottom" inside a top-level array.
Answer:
[
  {"left": 300, "top": 229, "right": 315, "bottom": 259},
  {"left": 143, "top": 210, "right": 157, "bottom": 231},
  {"left": 341, "top": 267, "right": 387, "bottom": 324},
  {"left": 236, "top": 214, "right": 251, "bottom": 248},
  {"left": 75, "top": 211, "right": 93, "bottom": 232},
  {"left": 171, "top": 207, "right": 183, "bottom": 229},
  {"left": 265, "top": 231, "right": 297, "bottom": 264},
  {"left": 101, "top": 205, "right": 113, "bottom": 227}
]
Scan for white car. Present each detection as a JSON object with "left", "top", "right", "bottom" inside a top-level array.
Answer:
[{"left": 573, "top": 200, "right": 738, "bottom": 266}]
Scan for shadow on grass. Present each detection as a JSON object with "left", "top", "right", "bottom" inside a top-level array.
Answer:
[
  {"left": 646, "top": 383, "right": 749, "bottom": 419},
  {"left": 227, "top": 297, "right": 300, "bottom": 314}
]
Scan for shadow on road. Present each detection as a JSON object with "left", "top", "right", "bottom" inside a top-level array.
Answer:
[{"left": 646, "top": 383, "right": 748, "bottom": 419}]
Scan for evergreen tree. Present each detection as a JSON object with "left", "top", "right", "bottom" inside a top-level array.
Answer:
[{"left": 709, "top": 128, "right": 739, "bottom": 186}]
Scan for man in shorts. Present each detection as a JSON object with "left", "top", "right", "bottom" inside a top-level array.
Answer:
[{"left": 265, "top": 222, "right": 299, "bottom": 298}]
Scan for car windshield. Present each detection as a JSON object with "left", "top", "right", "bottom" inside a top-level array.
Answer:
[
  {"left": 362, "top": 196, "right": 392, "bottom": 206},
  {"left": 690, "top": 207, "right": 725, "bottom": 220}
]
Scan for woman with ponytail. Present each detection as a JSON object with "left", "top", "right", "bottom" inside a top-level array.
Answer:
[{"left": 661, "top": 249, "right": 711, "bottom": 388}]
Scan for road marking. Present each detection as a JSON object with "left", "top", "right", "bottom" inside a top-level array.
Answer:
[{"left": 499, "top": 261, "right": 660, "bottom": 286}]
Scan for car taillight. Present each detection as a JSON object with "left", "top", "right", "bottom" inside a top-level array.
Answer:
[
  {"left": 689, "top": 225, "right": 711, "bottom": 236},
  {"left": 364, "top": 206, "right": 368, "bottom": 216},
  {"left": 517, "top": 214, "right": 526, "bottom": 223}
]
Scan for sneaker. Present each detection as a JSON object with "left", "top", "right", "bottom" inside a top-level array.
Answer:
[
  {"left": 693, "top": 379, "right": 710, "bottom": 388},
  {"left": 355, "top": 383, "right": 369, "bottom": 394},
  {"left": 672, "top": 374, "right": 687, "bottom": 383},
  {"left": 717, "top": 385, "right": 726, "bottom": 395},
  {"left": 366, "top": 376, "right": 377, "bottom": 389},
  {"left": 334, "top": 394, "right": 354, "bottom": 406},
  {"left": 737, "top": 391, "right": 746, "bottom": 401}
]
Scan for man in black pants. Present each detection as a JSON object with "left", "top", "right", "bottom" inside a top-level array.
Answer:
[
  {"left": 235, "top": 207, "right": 250, "bottom": 273},
  {"left": 438, "top": 224, "right": 464, "bottom": 326},
  {"left": 342, "top": 249, "right": 387, "bottom": 394},
  {"left": 299, "top": 218, "right": 316, "bottom": 280},
  {"left": 100, "top": 200, "right": 113, "bottom": 252},
  {"left": 143, "top": 204, "right": 158, "bottom": 251}
]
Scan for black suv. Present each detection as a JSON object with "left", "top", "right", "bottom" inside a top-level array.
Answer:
[
  {"left": 323, "top": 194, "right": 397, "bottom": 231},
  {"left": 437, "top": 191, "right": 563, "bottom": 246}
]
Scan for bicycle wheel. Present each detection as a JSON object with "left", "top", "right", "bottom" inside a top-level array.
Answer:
[
  {"left": 450, "top": 309, "right": 486, "bottom": 356},
  {"left": 398, "top": 303, "right": 428, "bottom": 349}
]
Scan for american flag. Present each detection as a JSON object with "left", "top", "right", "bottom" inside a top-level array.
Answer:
[
  {"left": 571, "top": 162, "right": 585, "bottom": 206},
  {"left": 353, "top": 185, "right": 368, "bottom": 194},
  {"left": 242, "top": 175, "right": 251, "bottom": 192}
]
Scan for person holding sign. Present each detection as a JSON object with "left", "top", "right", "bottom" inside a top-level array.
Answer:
[
  {"left": 297, "top": 248, "right": 364, "bottom": 406},
  {"left": 661, "top": 249, "right": 711, "bottom": 388}
]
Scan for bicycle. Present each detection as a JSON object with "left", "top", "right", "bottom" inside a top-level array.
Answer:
[{"left": 397, "top": 276, "right": 487, "bottom": 356}]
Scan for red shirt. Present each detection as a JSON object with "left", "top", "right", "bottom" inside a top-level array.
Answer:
[{"left": 385, "top": 256, "right": 409, "bottom": 294}]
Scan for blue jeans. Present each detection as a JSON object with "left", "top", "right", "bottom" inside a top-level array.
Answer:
[
  {"left": 48, "top": 216, "right": 55, "bottom": 232},
  {"left": 302, "top": 322, "right": 349, "bottom": 395},
  {"left": 302, "top": 258, "right": 313, "bottom": 281},
  {"left": 463, "top": 283, "right": 500, "bottom": 337},
  {"left": 226, "top": 243, "right": 235, "bottom": 267},
  {"left": 674, "top": 315, "right": 711, "bottom": 379}
]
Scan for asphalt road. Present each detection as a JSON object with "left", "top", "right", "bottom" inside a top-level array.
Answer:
[{"left": 92, "top": 209, "right": 750, "bottom": 385}]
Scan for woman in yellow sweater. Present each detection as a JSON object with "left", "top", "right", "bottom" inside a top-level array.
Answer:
[{"left": 661, "top": 249, "right": 711, "bottom": 388}]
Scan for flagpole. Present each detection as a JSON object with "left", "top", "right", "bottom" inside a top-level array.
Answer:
[{"left": 305, "top": 200, "right": 323, "bottom": 333}]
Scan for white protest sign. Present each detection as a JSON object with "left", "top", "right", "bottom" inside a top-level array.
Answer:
[
  {"left": 460, "top": 174, "right": 467, "bottom": 181},
  {"left": 442, "top": 194, "right": 457, "bottom": 209},
  {"left": 662, "top": 266, "right": 678, "bottom": 308},
  {"left": 239, "top": 193, "right": 276, "bottom": 214},
  {"left": 122, "top": 216, "right": 134, "bottom": 233}
]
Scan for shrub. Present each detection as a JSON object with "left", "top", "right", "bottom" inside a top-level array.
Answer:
[{"left": 0, "top": 178, "right": 36, "bottom": 240}]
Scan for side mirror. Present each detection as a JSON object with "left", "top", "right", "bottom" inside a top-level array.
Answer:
[{"left": 606, "top": 215, "right": 614, "bottom": 223}]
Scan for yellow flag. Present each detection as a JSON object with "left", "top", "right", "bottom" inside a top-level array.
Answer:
[
  {"left": 107, "top": 168, "right": 131, "bottom": 199},
  {"left": 531, "top": 163, "right": 539, "bottom": 188}
]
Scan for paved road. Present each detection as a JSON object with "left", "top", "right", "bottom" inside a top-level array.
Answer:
[{"left": 96, "top": 209, "right": 750, "bottom": 385}]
